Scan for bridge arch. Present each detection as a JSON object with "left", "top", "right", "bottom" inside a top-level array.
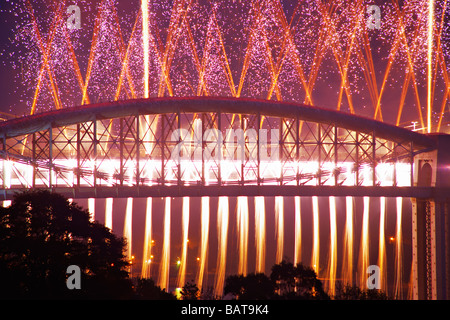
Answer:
[{"left": 0, "top": 97, "right": 436, "bottom": 200}]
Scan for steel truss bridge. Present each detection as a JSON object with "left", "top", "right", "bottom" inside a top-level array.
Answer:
[{"left": 0, "top": 97, "right": 449, "bottom": 299}]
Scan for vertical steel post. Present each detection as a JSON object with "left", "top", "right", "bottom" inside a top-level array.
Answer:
[
  {"left": 76, "top": 124, "right": 81, "bottom": 188},
  {"left": 318, "top": 123, "right": 321, "bottom": 186},
  {"left": 161, "top": 114, "right": 165, "bottom": 185},
  {"left": 372, "top": 131, "right": 376, "bottom": 187},
  {"left": 120, "top": 118, "right": 124, "bottom": 186},
  {"left": 177, "top": 110, "right": 181, "bottom": 186}
]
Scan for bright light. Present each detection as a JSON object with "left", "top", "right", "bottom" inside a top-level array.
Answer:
[
  {"left": 0, "top": 158, "right": 412, "bottom": 189},
  {"left": 427, "top": 0, "right": 434, "bottom": 133}
]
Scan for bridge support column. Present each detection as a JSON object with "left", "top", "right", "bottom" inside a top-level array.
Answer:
[{"left": 412, "top": 134, "right": 450, "bottom": 300}]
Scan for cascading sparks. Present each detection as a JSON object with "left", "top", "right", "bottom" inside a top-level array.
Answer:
[
  {"left": 214, "top": 196, "right": 229, "bottom": 298},
  {"left": 275, "top": 196, "right": 284, "bottom": 264},
  {"left": 294, "top": 196, "right": 301, "bottom": 265},
  {"left": 312, "top": 196, "right": 320, "bottom": 275},
  {"left": 395, "top": 197, "right": 403, "bottom": 299},
  {"left": 378, "top": 197, "right": 387, "bottom": 292},
  {"left": 254, "top": 196, "right": 266, "bottom": 274},
  {"left": 342, "top": 196, "right": 354, "bottom": 286},
  {"left": 158, "top": 197, "right": 171, "bottom": 291},
  {"left": 327, "top": 196, "right": 337, "bottom": 297},
  {"left": 237, "top": 196, "right": 249, "bottom": 276},
  {"left": 124, "top": 197, "right": 133, "bottom": 261},
  {"left": 105, "top": 197, "right": 113, "bottom": 231},
  {"left": 177, "top": 197, "right": 190, "bottom": 289},
  {"left": 88, "top": 198, "right": 95, "bottom": 222},
  {"left": 359, "top": 197, "right": 370, "bottom": 289},
  {"left": 141, "top": 197, "right": 152, "bottom": 279},
  {"left": 197, "top": 197, "right": 210, "bottom": 292},
  {"left": 17, "top": 1, "right": 449, "bottom": 131}
]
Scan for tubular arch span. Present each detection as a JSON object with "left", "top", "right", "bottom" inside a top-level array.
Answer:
[{"left": 0, "top": 97, "right": 437, "bottom": 200}]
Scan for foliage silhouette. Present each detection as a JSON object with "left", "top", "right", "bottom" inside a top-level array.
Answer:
[
  {"left": 223, "top": 260, "right": 329, "bottom": 300},
  {"left": 180, "top": 280, "right": 201, "bottom": 300},
  {"left": 133, "top": 278, "right": 176, "bottom": 300},
  {"left": 0, "top": 190, "right": 133, "bottom": 299},
  {"left": 334, "top": 282, "right": 389, "bottom": 300},
  {"left": 0, "top": 190, "right": 390, "bottom": 300},
  {"left": 270, "top": 260, "right": 329, "bottom": 300},
  {"left": 224, "top": 273, "right": 275, "bottom": 300}
]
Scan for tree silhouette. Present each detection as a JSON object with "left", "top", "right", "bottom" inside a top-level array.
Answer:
[
  {"left": 134, "top": 278, "right": 176, "bottom": 300},
  {"left": 0, "top": 190, "right": 133, "bottom": 299},
  {"left": 223, "top": 262, "right": 329, "bottom": 300},
  {"left": 270, "top": 260, "right": 329, "bottom": 300},
  {"left": 224, "top": 273, "right": 275, "bottom": 300},
  {"left": 334, "top": 282, "right": 389, "bottom": 300},
  {"left": 180, "top": 280, "right": 200, "bottom": 300}
]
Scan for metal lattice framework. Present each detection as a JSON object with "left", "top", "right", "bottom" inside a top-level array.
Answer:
[{"left": 0, "top": 97, "right": 437, "bottom": 200}]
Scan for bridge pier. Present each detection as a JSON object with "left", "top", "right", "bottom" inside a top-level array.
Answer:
[{"left": 412, "top": 134, "right": 450, "bottom": 300}]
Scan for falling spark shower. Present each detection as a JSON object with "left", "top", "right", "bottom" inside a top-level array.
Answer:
[
  {"left": 124, "top": 197, "right": 133, "bottom": 261},
  {"left": 342, "top": 197, "right": 354, "bottom": 286},
  {"left": 141, "top": 197, "right": 153, "bottom": 279},
  {"left": 359, "top": 197, "right": 370, "bottom": 288},
  {"left": 237, "top": 196, "right": 249, "bottom": 276},
  {"left": 255, "top": 196, "right": 266, "bottom": 274},
  {"left": 158, "top": 197, "right": 171, "bottom": 291},
  {"left": 395, "top": 197, "right": 404, "bottom": 299},
  {"left": 88, "top": 198, "right": 95, "bottom": 222},
  {"left": 197, "top": 197, "right": 210, "bottom": 291},
  {"left": 214, "top": 197, "right": 229, "bottom": 298},
  {"left": 378, "top": 197, "right": 387, "bottom": 292},
  {"left": 312, "top": 196, "right": 320, "bottom": 275},
  {"left": 275, "top": 196, "right": 284, "bottom": 264},
  {"left": 294, "top": 196, "right": 301, "bottom": 265},
  {"left": 105, "top": 197, "right": 113, "bottom": 231},
  {"left": 327, "top": 196, "right": 337, "bottom": 297},
  {"left": 177, "top": 197, "right": 190, "bottom": 289}
]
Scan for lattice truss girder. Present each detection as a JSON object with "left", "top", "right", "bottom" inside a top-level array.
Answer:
[{"left": 0, "top": 112, "right": 417, "bottom": 190}]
